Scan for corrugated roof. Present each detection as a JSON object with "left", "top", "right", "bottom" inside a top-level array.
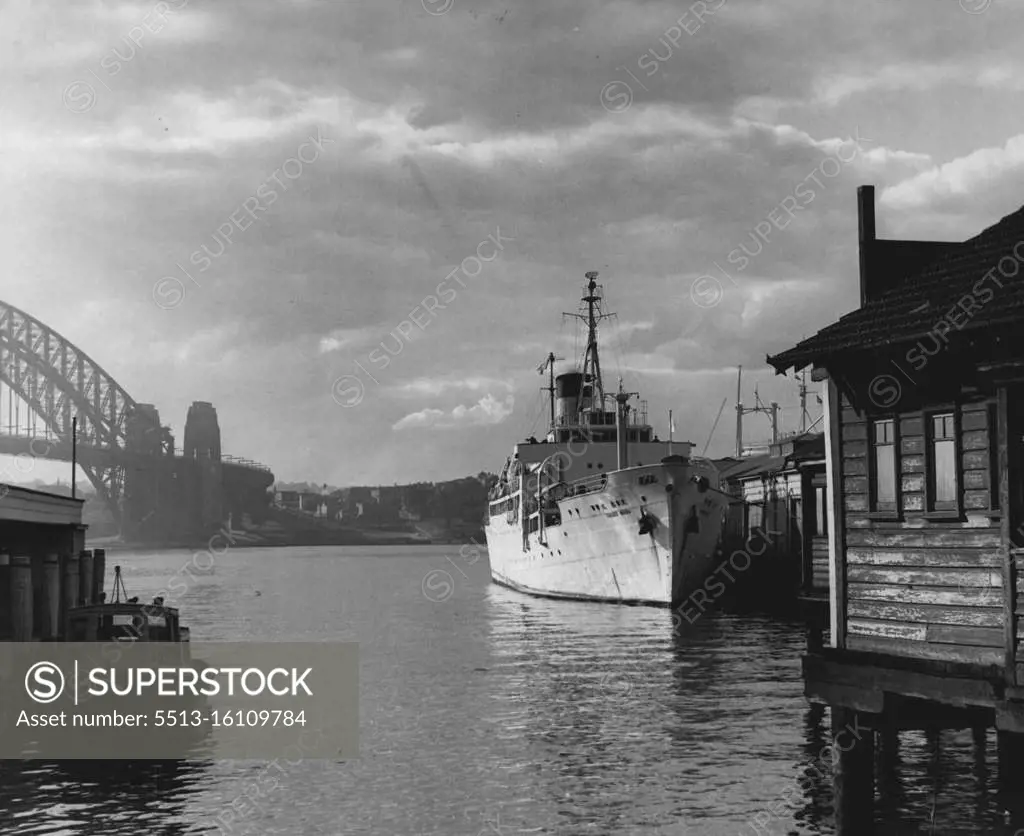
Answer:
[{"left": 768, "top": 202, "right": 1024, "bottom": 373}]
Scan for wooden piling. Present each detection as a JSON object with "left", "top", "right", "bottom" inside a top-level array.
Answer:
[
  {"left": 61, "top": 551, "right": 80, "bottom": 638},
  {"left": 876, "top": 723, "right": 899, "bottom": 799},
  {"left": 10, "top": 555, "right": 33, "bottom": 641},
  {"left": 832, "top": 708, "right": 874, "bottom": 835},
  {"left": 998, "top": 731, "right": 1024, "bottom": 827},
  {"left": 0, "top": 553, "right": 9, "bottom": 639},
  {"left": 78, "top": 549, "right": 93, "bottom": 606},
  {"left": 93, "top": 548, "right": 106, "bottom": 603},
  {"left": 42, "top": 553, "right": 60, "bottom": 640}
]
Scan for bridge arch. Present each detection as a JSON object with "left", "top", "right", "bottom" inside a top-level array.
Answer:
[
  {"left": 0, "top": 299, "right": 171, "bottom": 522},
  {"left": 1, "top": 299, "right": 273, "bottom": 538}
]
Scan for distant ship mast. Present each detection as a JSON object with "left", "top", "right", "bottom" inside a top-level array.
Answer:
[{"left": 563, "top": 271, "right": 614, "bottom": 415}]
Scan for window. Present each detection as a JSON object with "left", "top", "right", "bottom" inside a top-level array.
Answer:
[
  {"left": 814, "top": 486, "right": 828, "bottom": 537},
  {"left": 929, "top": 412, "right": 958, "bottom": 512},
  {"left": 872, "top": 419, "right": 897, "bottom": 512},
  {"left": 747, "top": 503, "right": 763, "bottom": 535}
]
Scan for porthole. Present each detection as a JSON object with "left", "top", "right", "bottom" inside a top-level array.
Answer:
[
  {"left": 587, "top": 463, "right": 593, "bottom": 469},
  {"left": 641, "top": 495, "right": 647, "bottom": 502},
  {"left": 597, "top": 463, "right": 604, "bottom": 469}
]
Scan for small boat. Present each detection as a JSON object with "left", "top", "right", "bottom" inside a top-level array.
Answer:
[
  {"left": 484, "top": 272, "right": 731, "bottom": 607},
  {"left": 64, "top": 564, "right": 191, "bottom": 644},
  {"left": 45, "top": 565, "right": 211, "bottom": 764}
]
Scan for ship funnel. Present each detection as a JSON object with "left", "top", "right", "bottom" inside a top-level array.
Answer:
[{"left": 555, "top": 372, "right": 583, "bottom": 424}]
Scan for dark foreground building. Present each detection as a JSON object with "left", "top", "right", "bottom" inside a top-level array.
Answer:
[{"left": 768, "top": 185, "right": 1024, "bottom": 831}]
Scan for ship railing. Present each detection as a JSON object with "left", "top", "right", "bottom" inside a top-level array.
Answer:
[{"left": 564, "top": 473, "right": 608, "bottom": 498}]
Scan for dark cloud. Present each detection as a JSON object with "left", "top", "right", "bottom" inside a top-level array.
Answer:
[{"left": 5, "top": 0, "right": 1024, "bottom": 482}]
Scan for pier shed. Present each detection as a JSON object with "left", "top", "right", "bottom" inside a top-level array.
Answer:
[
  {"left": 715, "top": 433, "right": 827, "bottom": 612},
  {"left": 0, "top": 483, "right": 100, "bottom": 641},
  {"left": 768, "top": 184, "right": 1024, "bottom": 830}
]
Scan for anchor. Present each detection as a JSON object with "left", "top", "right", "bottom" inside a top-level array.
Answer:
[{"left": 638, "top": 508, "right": 657, "bottom": 536}]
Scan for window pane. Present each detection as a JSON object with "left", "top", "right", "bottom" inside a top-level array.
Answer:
[
  {"left": 749, "top": 504, "right": 763, "bottom": 532},
  {"left": 876, "top": 445, "right": 896, "bottom": 508},
  {"left": 875, "top": 420, "right": 894, "bottom": 444},
  {"left": 933, "top": 413, "right": 954, "bottom": 440},
  {"left": 935, "top": 439, "right": 957, "bottom": 505},
  {"left": 815, "top": 487, "right": 828, "bottom": 537}
]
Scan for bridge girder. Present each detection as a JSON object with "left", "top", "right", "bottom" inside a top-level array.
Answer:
[
  {"left": 0, "top": 300, "right": 152, "bottom": 526},
  {"left": 0, "top": 299, "right": 274, "bottom": 535}
]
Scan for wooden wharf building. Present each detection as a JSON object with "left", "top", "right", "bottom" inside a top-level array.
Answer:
[
  {"left": 714, "top": 433, "right": 828, "bottom": 614},
  {"left": 0, "top": 483, "right": 104, "bottom": 641},
  {"left": 768, "top": 185, "right": 1024, "bottom": 832}
]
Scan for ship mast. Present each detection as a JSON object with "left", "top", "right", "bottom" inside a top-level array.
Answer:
[
  {"left": 563, "top": 271, "right": 613, "bottom": 414},
  {"left": 537, "top": 352, "right": 564, "bottom": 430}
]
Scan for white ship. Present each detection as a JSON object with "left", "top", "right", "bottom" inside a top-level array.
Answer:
[{"left": 485, "top": 272, "right": 730, "bottom": 607}]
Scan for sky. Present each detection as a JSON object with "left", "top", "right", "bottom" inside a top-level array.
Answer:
[{"left": 2, "top": 0, "right": 1024, "bottom": 487}]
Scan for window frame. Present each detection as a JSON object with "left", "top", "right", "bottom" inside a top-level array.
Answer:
[
  {"left": 747, "top": 501, "right": 764, "bottom": 536},
  {"left": 813, "top": 485, "right": 828, "bottom": 537},
  {"left": 868, "top": 416, "right": 900, "bottom": 519},
  {"left": 925, "top": 408, "right": 962, "bottom": 518},
  {"left": 988, "top": 402, "right": 1001, "bottom": 514}
]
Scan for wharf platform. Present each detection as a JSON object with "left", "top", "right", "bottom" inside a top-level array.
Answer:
[{"left": 0, "top": 483, "right": 106, "bottom": 641}]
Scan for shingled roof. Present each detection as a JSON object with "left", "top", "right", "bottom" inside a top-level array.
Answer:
[{"left": 768, "top": 201, "right": 1024, "bottom": 373}]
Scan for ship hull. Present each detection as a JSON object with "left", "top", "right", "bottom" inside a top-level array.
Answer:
[{"left": 485, "top": 460, "right": 726, "bottom": 608}]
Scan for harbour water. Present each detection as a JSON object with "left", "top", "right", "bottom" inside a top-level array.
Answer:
[{"left": 0, "top": 545, "right": 1011, "bottom": 835}]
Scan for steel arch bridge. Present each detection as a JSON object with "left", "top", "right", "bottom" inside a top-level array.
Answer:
[{"left": 0, "top": 299, "right": 271, "bottom": 529}]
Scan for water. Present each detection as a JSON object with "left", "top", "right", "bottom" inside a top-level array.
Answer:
[{"left": 0, "top": 545, "right": 1013, "bottom": 835}]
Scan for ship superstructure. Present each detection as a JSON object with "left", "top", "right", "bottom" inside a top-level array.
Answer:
[{"left": 484, "top": 273, "right": 729, "bottom": 606}]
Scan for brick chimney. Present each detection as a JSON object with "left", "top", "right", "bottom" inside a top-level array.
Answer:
[{"left": 857, "top": 185, "right": 876, "bottom": 307}]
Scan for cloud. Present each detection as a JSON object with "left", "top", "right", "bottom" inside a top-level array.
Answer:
[
  {"left": 318, "top": 326, "right": 380, "bottom": 354},
  {"left": 881, "top": 134, "right": 1024, "bottom": 211},
  {"left": 392, "top": 394, "right": 515, "bottom": 431},
  {"left": 391, "top": 377, "right": 512, "bottom": 397},
  {"left": 9, "top": 0, "right": 1024, "bottom": 485}
]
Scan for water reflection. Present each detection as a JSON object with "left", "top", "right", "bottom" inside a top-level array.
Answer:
[
  {"left": 0, "top": 759, "right": 212, "bottom": 835},
  {"left": 2, "top": 547, "right": 1022, "bottom": 834}
]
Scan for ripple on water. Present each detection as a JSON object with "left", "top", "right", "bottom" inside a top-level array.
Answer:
[{"left": 0, "top": 547, "right": 1012, "bottom": 835}]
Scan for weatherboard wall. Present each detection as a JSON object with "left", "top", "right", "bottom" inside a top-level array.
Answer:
[{"left": 835, "top": 389, "right": 1007, "bottom": 667}]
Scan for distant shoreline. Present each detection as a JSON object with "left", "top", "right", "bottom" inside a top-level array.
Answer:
[{"left": 91, "top": 532, "right": 484, "bottom": 553}]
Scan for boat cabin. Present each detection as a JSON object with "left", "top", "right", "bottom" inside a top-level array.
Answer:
[
  {"left": 547, "top": 371, "right": 655, "bottom": 445},
  {"left": 65, "top": 564, "right": 192, "bottom": 643},
  {"left": 66, "top": 599, "right": 186, "bottom": 642}
]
